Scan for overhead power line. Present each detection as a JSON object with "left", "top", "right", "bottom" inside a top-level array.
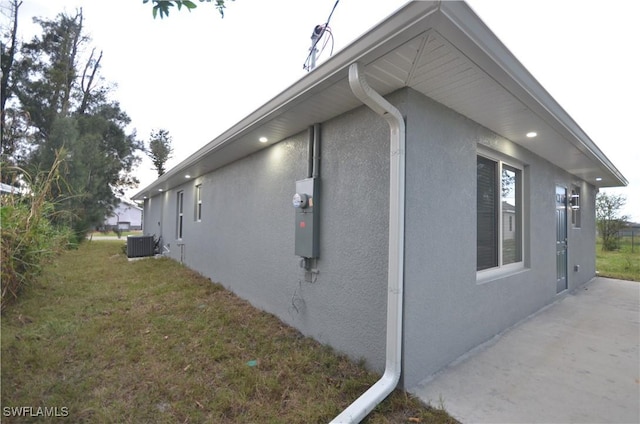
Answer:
[{"left": 303, "top": 0, "right": 340, "bottom": 72}]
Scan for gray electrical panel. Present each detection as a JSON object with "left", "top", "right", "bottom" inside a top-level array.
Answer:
[{"left": 293, "top": 178, "right": 319, "bottom": 258}]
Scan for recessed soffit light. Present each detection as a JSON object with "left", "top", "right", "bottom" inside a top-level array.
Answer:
[
  {"left": 526, "top": 132, "right": 537, "bottom": 138},
  {"left": 259, "top": 136, "right": 268, "bottom": 143}
]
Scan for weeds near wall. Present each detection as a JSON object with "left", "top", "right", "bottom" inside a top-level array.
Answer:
[{"left": 1, "top": 153, "right": 76, "bottom": 311}]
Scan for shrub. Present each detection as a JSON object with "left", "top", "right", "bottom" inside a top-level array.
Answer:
[
  {"left": 1, "top": 157, "right": 76, "bottom": 310},
  {"left": 596, "top": 193, "right": 628, "bottom": 251}
]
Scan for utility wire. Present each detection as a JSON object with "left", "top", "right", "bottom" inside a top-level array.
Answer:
[
  {"left": 316, "top": 27, "right": 334, "bottom": 59},
  {"left": 302, "top": 0, "right": 341, "bottom": 71}
]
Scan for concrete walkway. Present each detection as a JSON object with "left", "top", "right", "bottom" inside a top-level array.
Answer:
[{"left": 412, "top": 277, "right": 640, "bottom": 423}]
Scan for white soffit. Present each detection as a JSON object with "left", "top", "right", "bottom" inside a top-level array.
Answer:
[
  {"left": 133, "top": 1, "right": 626, "bottom": 200},
  {"left": 363, "top": 21, "right": 625, "bottom": 187}
]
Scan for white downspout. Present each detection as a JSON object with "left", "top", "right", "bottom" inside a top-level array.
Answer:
[{"left": 331, "top": 62, "right": 406, "bottom": 424}]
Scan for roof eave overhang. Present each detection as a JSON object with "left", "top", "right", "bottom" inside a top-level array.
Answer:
[
  {"left": 132, "top": 1, "right": 442, "bottom": 200},
  {"left": 133, "top": 0, "right": 626, "bottom": 201},
  {"left": 438, "top": 1, "right": 627, "bottom": 188}
]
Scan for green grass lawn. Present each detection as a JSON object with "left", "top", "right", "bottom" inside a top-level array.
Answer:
[
  {"left": 1, "top": 241, "right": 456, "bottom": 423},
  {"left": 596, "top": 236, "right": 640, "bottom": 282}
]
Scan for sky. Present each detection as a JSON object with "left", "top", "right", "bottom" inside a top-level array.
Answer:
[{"left": 8, "top": 0, "right": 639, "bottom": 221}]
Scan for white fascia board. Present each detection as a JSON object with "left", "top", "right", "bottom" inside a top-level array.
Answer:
[
  {"left": 132, "top": 1, "right": 441, "bottom": 200},
  {"left": 438, "top": 1, "right": 627, "bottom": 187},
  {"left": 132, "top": 0, "right": 627, "bottom": 201}
]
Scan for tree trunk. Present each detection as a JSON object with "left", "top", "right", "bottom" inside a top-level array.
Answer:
[
  {"left": 78, "top": 48, "right": 102, "bottom": 115},
  {"left": 1, "top": 0, "right": 22, "bottom": 152}
]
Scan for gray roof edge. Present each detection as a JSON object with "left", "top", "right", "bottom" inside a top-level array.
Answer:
[
  {"left": 133, "top": 0, "right": 627, "bottom": 201},
  {"left": 132, "top": 1, "right": 441, "bottom": 200},
  {"left": 439, "top": 1, "right": 627, "bottom": 187},
  {"left": 116, "top": 197, "right": 143, "bottom": 210}
]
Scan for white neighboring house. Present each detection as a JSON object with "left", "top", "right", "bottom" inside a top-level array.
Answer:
[
  {"left": 0, "top": 182, "right": 25, "bottom": 195},
  {"left": 104, "top": 198, "right": 142, "bottom": 231}
]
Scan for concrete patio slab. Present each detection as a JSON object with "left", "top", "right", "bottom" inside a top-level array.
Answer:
[{"left": 411, "top": 277, "right": 640, "bottom": 423}]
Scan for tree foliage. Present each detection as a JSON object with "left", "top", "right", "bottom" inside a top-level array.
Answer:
[
  {"left": 147, "top": 129, "right": 174, "bottom": 176},
  {"left": 596, "top": 192, "right": 628, "bottom": 251},
  {"left": 143, "top": 0, "right": 233, "bottom": 19},
  {"left": 2, "top": 7, "right": 141, "bottom": 239}
]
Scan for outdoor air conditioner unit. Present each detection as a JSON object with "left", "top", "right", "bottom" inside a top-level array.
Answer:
[{"left": 127, "top": 235, "right": 154, "bottom": 258}]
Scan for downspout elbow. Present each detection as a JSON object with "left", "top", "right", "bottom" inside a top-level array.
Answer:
[{"left": 331, "top": 62, "right": 405, "bottom": 424}]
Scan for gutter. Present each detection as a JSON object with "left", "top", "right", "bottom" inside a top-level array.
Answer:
[
  {"left": 330, "top": 62, "right": 406, "bottom": 423},
  {"left": 132, "top": 2, "right": 439, "bottom": 201}
]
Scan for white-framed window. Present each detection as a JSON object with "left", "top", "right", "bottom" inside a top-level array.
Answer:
[
  {"left": 195, "top": 184, "right": 202, "bottom": 222},
  {"left": 570, "top": 186, "right": 581, "bottom": 228},
  {"left": 477, "top": 154, "right": 523, "bottom": 271},
  {"left": 176, "top": 190, "right": 184, "bottom": 239}
]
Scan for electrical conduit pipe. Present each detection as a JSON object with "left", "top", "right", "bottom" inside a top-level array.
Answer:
[{"left": 331, "top": 62, "right": 406, "bottom": 423}]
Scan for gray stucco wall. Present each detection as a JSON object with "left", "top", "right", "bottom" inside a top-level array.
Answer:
[
  {"left": 401, "top": 89, "right": 597, "bottom": 389},
  {"left": 143, "top": 96, "right": 398, "bottom": 373},
  {"left": 142, "top": 87, "right": 598, "bottom": 390},
  {"left": 143, "top": 196, "right": 161, "bottom": 239}
]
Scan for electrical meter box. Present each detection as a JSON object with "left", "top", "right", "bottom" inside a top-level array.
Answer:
[{"left": 293, "top": 178, "right": 319, "bottom": 258}]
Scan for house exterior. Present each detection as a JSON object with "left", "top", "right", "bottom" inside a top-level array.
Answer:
[
  {"left": 104, "top": 198, "right": 143, "bottom": 230},
  {"left": 133, "top": 0, "right": 626, "bottom": 402},
  {"left": 0, "top": 182, "right": 24, "bottom": 195}
]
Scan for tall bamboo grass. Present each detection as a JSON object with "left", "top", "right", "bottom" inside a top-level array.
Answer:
[{"left": 1, "top": 153, "right": 75, "bottom": 310}]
